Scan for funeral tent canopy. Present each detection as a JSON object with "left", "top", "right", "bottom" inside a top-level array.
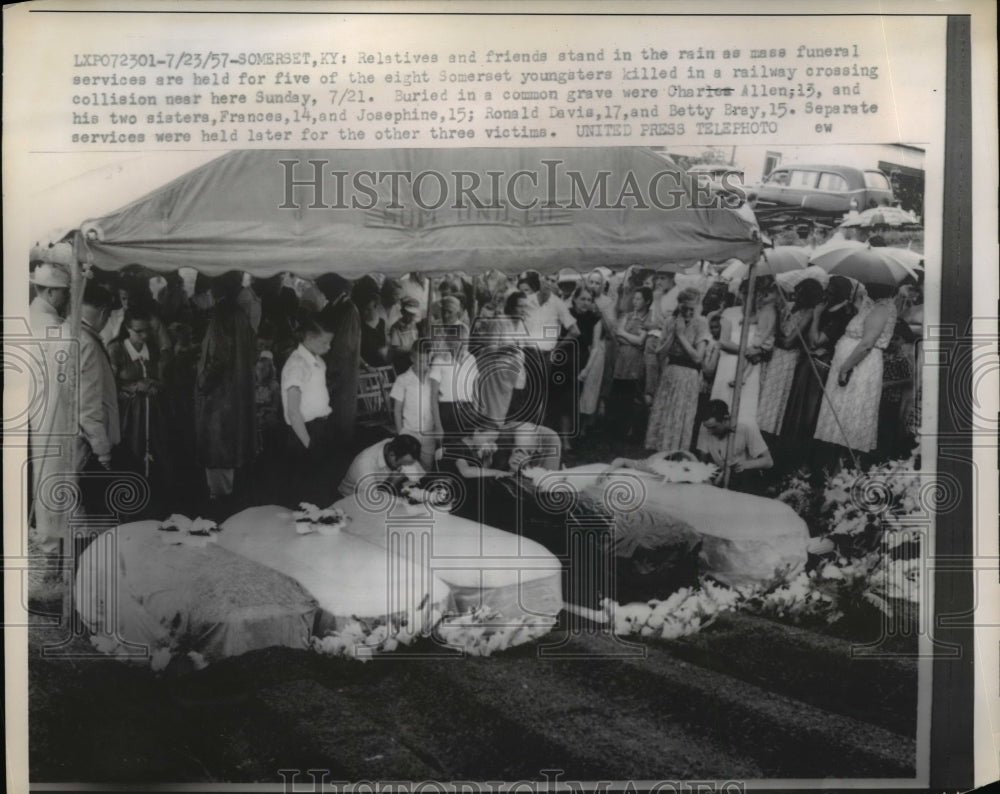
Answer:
[{"left": 74, "top": 147, "right": 761, "bottom": 278}]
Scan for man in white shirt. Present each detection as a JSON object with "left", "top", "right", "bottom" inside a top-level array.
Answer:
[
  {"left": 338, "top": 434, "right": 424, "bottom": 497},
  {"left": 514, "top": 271, "right": 578, "bottom": 425},
  {"left": 390, "top": 345, "right": 437, "bottom": 467},
  {"left": 280, "top": 318, "right": 334, "bottom": 504}
]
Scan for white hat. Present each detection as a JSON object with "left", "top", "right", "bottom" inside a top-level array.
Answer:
[{"left": 29, "top": 263, "right": 71, "bottom": 289}]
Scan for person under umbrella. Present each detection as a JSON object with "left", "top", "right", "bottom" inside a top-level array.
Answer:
[
  {"left": 780, "top": 276, "right": 857, "bottom": 454},
  {"left": 813, "top": 280, "right": 898, "bottom": 457}
]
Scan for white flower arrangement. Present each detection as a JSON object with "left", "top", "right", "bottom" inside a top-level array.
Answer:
[
  {"left": 400, "top": 484, "right": 454, "bottom": 511},
  {"left": 645, "top": 458, "right": 719, "bottom": 484},
  {"left": 433, "top": 606, "right": 557, "bottom": 656},
  {"left": 158, "top": 514, "right": 221, "bottom": 546},
  {"left": 310, "top": 612, "right": 429, "bottom": 661},
  {"left": 310, "top": 604, "right": 557, "bottom": 661},
  {"left": 603, "top": 579, "right": 745, "bottom": 640},
  {"left": 293, "top": 503, "right": 348, "bottom": 535}
]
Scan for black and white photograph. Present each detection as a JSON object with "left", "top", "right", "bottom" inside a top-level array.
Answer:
[{"left": 3, "top": 3, "right": 995, "bottom": 792}]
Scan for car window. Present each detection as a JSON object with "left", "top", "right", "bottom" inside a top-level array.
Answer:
[
  {"left": 766, "top": 170, "right": 789, "bottom": 185},
  {"left": 817, "top": 172, "right": 849, "bottom": 192},
  {"left": 789, "top": 170, "right": 818, "bottom": 188},
  {"left": 864, "top": 171, "right": 892, "bottom": 190}
]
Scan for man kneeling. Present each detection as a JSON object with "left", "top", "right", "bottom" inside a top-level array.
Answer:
[
  {"left": 697, "top": 399, "right": 773, "bottom": 494},
  {"left": 338, "top": 434, "right": 424, "bottom": 498}
]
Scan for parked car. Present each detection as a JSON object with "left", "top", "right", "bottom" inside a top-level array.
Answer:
[
  {"left": 748, "top": 164, "right": 895, "bottom": 216},
  {"left": 687, "top": 163, "right": 746, "bottom": 195}
]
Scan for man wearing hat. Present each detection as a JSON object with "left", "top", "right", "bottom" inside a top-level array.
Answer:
[
  {"left": 28, "top": 262, "right": 73, "bottom": 566},
  {"left": 29, "top": 280, "right": 120, "bottom": 563},
  {"left": 29, "top": 262, "right": 70, "bottom": 337}
]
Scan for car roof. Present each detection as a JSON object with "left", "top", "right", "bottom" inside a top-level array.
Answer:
[
  {"left": 687, "top": 163, "right": 742, "bottom": 173},
  {"left": 769, "top": 164, "right": 877, "bottom": 177}
]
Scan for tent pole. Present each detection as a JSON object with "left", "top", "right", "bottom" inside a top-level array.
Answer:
[
  {"left": 61, "top": 255, "right": 84, "bottom": 625},
  {"left": 722, "top": 259, "right": 757, "bottom": 489}
]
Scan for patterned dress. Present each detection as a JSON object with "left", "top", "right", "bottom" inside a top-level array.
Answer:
[
  {"left": 814, "top": 300, "right": 897, "bottom": 452},
  {"left": 757, "top": 307, "right": 809, "bottom": 435},
  {"left": 646, "top": 315, "right": 711, "bottom": 452},
  {"left": 612, "top": 311, "right": 648, "bottom": 381}
]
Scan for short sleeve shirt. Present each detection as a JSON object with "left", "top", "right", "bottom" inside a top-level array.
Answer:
[
  {"left": 281, "top": 344, "right": 331, "bottom": 424},
  {"left": 389, "top": 368, "right": 434, "bottom": 434},
  {"left": 523, "top": 293, "right": 577, "bottom": 352},
  {"left": 339, "top": 439, "right": 391, "bottom": 496}
]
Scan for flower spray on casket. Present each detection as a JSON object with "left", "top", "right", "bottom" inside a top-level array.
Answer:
[
  {"left": 293, "top": 502, "right": 349, "bottom": 534},
  {"left": 157, "top": 514, "right": 221, "bottom": 547}
]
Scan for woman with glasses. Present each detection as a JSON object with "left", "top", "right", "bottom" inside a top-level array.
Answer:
[{"left": 107, "top": 306, "right": 173, "bottom": 498}]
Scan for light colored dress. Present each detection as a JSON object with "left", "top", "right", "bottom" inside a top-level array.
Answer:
[
  {"left": 474, "top": 317, "right": 525, "bottom": 427},
  {"left": 709, "top": 305, "right": 767, "bottom": 425},
  {"left": 579, "top": 340, "right": 605, "bottom": 415},
  {"left": 757, "top": 307, "right": 808, "bottom": 435},
  {"left": 814, "top": 300, "right": 897, "bottom": 452}
]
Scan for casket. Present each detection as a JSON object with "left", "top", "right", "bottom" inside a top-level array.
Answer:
[
  {"left": 334, "top": 495, "right": 564, "bottom": 623},
  {"left": 218, "top": 506, "right": 450, "bottom": 637},
  {"left": 75, "top": 521, "right": 319, "bottom": 663},
  {"left": 557, "top": 464, "right": 809, "bottom": 586}
]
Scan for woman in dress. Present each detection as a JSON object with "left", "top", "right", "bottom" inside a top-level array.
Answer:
[
  {"left": 781, "top": 275, "right": 857, "bottom": 446},
  {"left": 586, "top": 268, "right": 618, "bottom": 420},
  {"left": 814, "top": 283, "right": 898, "bottom": 455},
  {"left": 550, "top": 285, "right": 603, "bottom": 450},
  {"left": 646, "top": 288, "right": 712, "bottom": 453},
  {"left": 107, "top": 306, "right": 173, "bottom": 498},
  {"left": 195, "top": 271, "right": 257, "bottom": 504},
  {"left": 757, "top": 278, "right": 825, "bottom": 437},
  {"left": 474, "top": 292, "right": 528, "bottom": 429},
  {"left": 707, "top": 277, "right": 777, "bottom": 429},
  {"left": 607, "top": 286, "right": 652, "bottom": 441}
]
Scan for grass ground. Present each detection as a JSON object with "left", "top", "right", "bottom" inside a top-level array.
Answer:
[
  {"left": 26, "top": 589, "right": 917, "bottom": 784},
  {"left": 23, "top": 417, "right": 919, "bottom": 784}
]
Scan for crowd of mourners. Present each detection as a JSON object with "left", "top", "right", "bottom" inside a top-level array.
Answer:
[{"left": 27, "top": 251, "right": 923, "bottom": 538}]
